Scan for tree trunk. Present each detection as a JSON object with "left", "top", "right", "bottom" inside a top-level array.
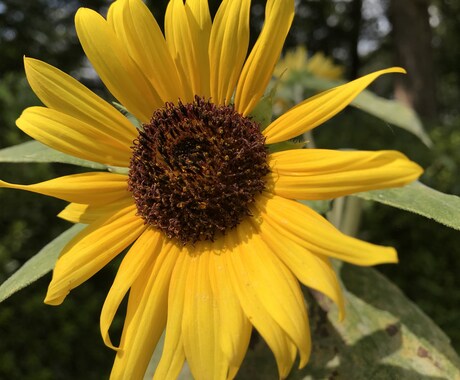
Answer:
[
  {"left": 389, "top": 0, "right": 437, "bottom": 121},
  {"left": 349, "top": 0, "right": 363, "bottom": 79}
]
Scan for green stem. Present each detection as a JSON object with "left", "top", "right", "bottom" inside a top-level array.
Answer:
[{"left": 327, "top": 196, "right": 363, "bottom": 237}]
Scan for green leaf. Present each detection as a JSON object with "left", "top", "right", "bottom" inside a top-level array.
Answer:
[
  {"left": 308, "top": 263, "right": 460, "bottom": 379},
  {"left": 267, "top": 139, "right": 306, "bottom": 153},
  {"left": 0, "top": 140, "right": 107, "bottom": 169},
  {"left": 0, "top": 140, "right": 128, "bottom": 173},
  {"left": 250, "top": 91, "right": 275, "bottom": 130},
  {"left": 354, "top": 181, "right": 460, "bottom": 230},
  {"left": 0, "top": 224, "right": 86, "bottom": 303},
  {"left": 283, "top": 75, "right": 432, "bottom": 148},
  {"left": 238, "top": 262, "right": 460, "bottom": 379},
  {"left": 354, "top": 87, "right": 433, "bottom": 148}
]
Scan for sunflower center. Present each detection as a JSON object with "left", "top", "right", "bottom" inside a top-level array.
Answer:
[{"left": 128, "top": 96, "right": 269, "bottom": 244}]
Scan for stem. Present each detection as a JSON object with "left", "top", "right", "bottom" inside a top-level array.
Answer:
[
  {"left": 327, "top": 196, "right": 363, "bottom": 237},
  {"left": 341, "top": 196, "right": 363, "bottom": 237}
]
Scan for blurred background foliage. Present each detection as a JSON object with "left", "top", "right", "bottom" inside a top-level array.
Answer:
[{"left": 0, "top": 0, "right": 459, "bottom": 378}]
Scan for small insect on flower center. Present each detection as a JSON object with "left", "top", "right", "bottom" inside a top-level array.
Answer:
[{"left": 128, "top": 96, "right": 269, "bottom": 244}]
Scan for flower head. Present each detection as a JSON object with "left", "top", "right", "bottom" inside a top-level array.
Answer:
[{"left": 1, "top": 0, "right": 423, "bottom": 379}]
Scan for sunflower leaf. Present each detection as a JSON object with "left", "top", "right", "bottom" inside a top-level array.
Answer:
[
  {"left": 0, "top": 140, "right": 108, "bottom": 169},
  {"left": 267, "top": 139, "right": 306, "bottom": 153},
  {"left": 250, "top": 92, "right": 275, "bottom": 130},
  {"left": 353, "top": 86, "right": 432, "bottom": 148},
  {"left": 0, "top": 224, "right": 86, "bottom": 303},
  {"left": 353, "top": 181, "right": 460, "bottom": 230},
  {"left": 238, "top": 263, "right": 460, "bottom": 379},
  {"left": 307, "top": 263, "right": 460, "bottom": 379}
]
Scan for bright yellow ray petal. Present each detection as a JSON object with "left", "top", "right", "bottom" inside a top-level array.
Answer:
[
  {"left": 153, "top": 249, "right": 187, "bottom": 380},
  {"left": 252, "top": 214, "right": 345, "bottom": 320},
  {"left": 238, "top": 220, "right": 311, "bottom": 367},
  {"left": 257, "top": 193, "right": 398, "bottom": 266},
  {"left": 58, "top": 198, "right": 133, "bottom": 224},
  {"left": 186, "top": 0, "right": 212, "bottom": 31},
  {"left": 58, "top": 203, "right": 92, "bottom": 224},
  {"left": 44, "top": 204, "right": 145, "bottom": 305},
  {"left": 24, "top": 58, "right": 137, "bottom": 146},
  {"left": 186, "top": 0, "right": 212, "bottom": 97},
  {"left": 164, "top": 0, "right": 210, "bottom": 100},
  {"left": 264, "top": 67, "right": 406, "bottom": 144},
  {"left": 107, "top": 0, "right": 184, "bottom": 103},
  {"left": 235, "top": 0, "right": 294, "bottom": 115},
  {"left": 110, "top": 241, "right": 179, "bottom": 380},
  {"left": 100, "top": 228, "right": 164, "bottom": 350},
  {"left": 109, "top": 268, "right": 144, "bottom": 379},
  {"left": 209, "top": 245, "right": 252, "bottom": 379},
  {"left": 0, "top": 172, "right": 129, "bottom": 205},
  {"left": 224, "top": 228, "right": 303, "bottom": 377},
  {"left": 75, "top": 8, "right": 162, "bottom": 122},
  {"left": 16, "top": 107, "right": 131, "bottom": 167},
  {"left": 209, "top": 0, "right": 250, "bottom": 105},
  {"left": 164, "top": 0, "right": 193, "bottom": 101},
  {"left": 182, "top": 245, "right": 227, "bottom": 380},
  {"left": 268, "top": 149, "right": 423, "bottom": 200}
]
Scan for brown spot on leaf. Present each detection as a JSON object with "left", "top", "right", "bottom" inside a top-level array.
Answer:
[
  {"left": 385, "top": 323, "right": 400, "bottom": 337},
  {"left": 417, "top": 346, "right": 430, "bottom": 358}
]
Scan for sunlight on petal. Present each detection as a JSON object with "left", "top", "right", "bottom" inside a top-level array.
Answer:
[
  {"left": 268, "top": 149, "right": 423, "bottom": 200},
  {"left": 264, "top": 68, "right": 406, "bottom": 144}
]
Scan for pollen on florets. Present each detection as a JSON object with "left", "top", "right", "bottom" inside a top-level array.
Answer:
[{"left": 128, "top": 96, "right": 269, "bottom": 244}]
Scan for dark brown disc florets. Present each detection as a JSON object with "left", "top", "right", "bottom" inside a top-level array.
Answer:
[{"left": 128, "top": 96, "right": 269, "bottom": 244}]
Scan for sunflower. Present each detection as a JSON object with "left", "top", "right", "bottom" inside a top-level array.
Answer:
[
  {"left": 1, "top": 0, "right": 423, "bottom": 379},
  {"left": 274, "top": 46, "right": 344, "bottom": 81}
]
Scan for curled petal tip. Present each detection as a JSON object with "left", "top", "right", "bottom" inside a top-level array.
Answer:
[{"left": 44, "top": 294, "right": 65, "bottom": 306}]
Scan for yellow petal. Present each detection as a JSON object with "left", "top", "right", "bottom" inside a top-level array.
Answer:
[
  {"left": 0, "top": 172, "right": 129, "bottom": 205},
  {"left": 264, "top": 67, "right": 406, "bottom": 144},
  {"left": 107, "top": 0, "right": 184, "bottom": 103},
  {"left": 186, "top": 0, "right": 212, "bottom": 32},
  {"left": 101, "top": 228, "right": 164, "bottom": 350},
  {"left": 210, "top": 266, "right": 252, "bottom": 379},
  {"left": 209, "top": 246, "right": 252, "bottom": 380},
  {"left": 110, "top": 241, "right": 179, "bottom": 380},
  {"left": 153, "top": 248, "right": 187, "bottom": 380},
  {"left": 225, "top": 225, "right": 309, "bottom": 377},
  {"left": 24, "top": 57, "right": 137, "bottom": 146},
  {"left": 109, "top": 272, "right": 145, "bottom": 379},
  {"left": 209, "top": 0, "right": 250, "bottom": 105},
  {"left": 235, "top": 0, "right": 294, "bottom": 115},
  {"left": 58, "top": 203, "right": 92, "bottom": 223},
  {"left": 165, "top": 0, "right": 210, "bottom": 99},
  {"left": 268, "top": 149, "right": 423, "bottom": 200},
  {"left": 252, "top": 214, "right": 345, "bottom": 320},
  {"left": 257, "top": 193, "right": 398, "bottom": 266},
  {"left": 44, "top": 204, "right": 145, "bottom": 305},
  {"left": 16, "top": 107, "right": 131, "bottom": 167},
  {"left": 164, "top": 0, "right": 192, "bottom": 101},
  {"left": 75, "top": 8, "right": 162, "bottom": 122},
  {"left": 182, "top": 245, "right": 227, "bottom": 380},
  {"left": 58, "top": 199, "right": 132, "bottom": 224},
  {"left": 239, "top": 220, "right": 311, "bottom": 367},
  {"left": 184, "top": 0, "right": 212, "bottom": 98}
]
